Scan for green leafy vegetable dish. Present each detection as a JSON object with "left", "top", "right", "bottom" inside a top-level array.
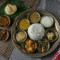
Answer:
[{"left": 0, "top": 0, "right": 30, "bottom": 19}]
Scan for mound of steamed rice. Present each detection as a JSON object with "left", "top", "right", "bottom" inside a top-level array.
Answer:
[{"left": 28, "top": 23, "right": 45, "bottom": 40}]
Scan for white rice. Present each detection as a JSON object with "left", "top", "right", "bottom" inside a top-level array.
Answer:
[
  {"left": 28, "top": 23, "right": 45, "bottom": 40},
  {"left": 40, "top": 16, "right": 53, "bottom": 28}
]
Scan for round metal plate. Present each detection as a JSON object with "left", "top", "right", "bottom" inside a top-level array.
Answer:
[{"left": 11, "top": 9, "right": 60, "bottom": 57}]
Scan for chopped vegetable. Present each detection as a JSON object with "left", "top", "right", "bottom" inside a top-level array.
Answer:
[
  {"left": 16, "top": 31, "right": 27, "bottom": 42},
  {"left": 0, "top": 16, "right": 10, "bottom": 27},
  {"left": 24, "top": 40, "right": 36, "bottom": 53},
  {"left": 37, "top": 40, "right": 49, "bottom": 52},
  {"left": 45, "top": 29, "right": 58, "bottom": 42}
]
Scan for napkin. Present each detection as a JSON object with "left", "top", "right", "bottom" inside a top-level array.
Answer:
[{"left": 52, "top": 48, "right": 60, "bottom": 60}]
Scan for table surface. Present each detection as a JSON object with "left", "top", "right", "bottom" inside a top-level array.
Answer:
[{"left": 0, "top": 0, "right": 60, "bottom": 60}]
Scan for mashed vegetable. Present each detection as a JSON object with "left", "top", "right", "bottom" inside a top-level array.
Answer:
[{"left": 16, "top": 31, "right": 26, "bottom": 42}]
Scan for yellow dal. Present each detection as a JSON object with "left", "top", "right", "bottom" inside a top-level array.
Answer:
[{"left": 18, "top": 18, "right": 30, "bottom": 30}]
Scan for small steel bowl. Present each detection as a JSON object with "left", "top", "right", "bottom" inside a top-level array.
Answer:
[
  {"left": 37, "top": 39, "right": 50, "bottom": 53},
  {"left": 45, "top": 28, "right": 59, "bottom": 42},
  {"left": 40, "top": 16, "right": 55, "bottom": 28},
  {"left": 23, "top": 39, "right": 37, "bottom": 53},
  {"left": 0, "top": 28, "right": 9, "bottom": 42},
  {"left": 0, "top": 16, "right": 10, "bottom": 27},
  {"left": 16, "top": 18, "right": 30, "bottom": 31},
  {"left": 27, "top": 11, "right": 41, "bottom": 23},
  {"left": 14, "top": 30, "right": 27, "bottom": 43}
]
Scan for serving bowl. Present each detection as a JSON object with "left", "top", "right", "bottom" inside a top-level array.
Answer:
[
  {"left": 45, "top": 28, "right": 59, "bottom": 42},
  {"left": 23, "top": 39, "right": 37, "bottom": 53},
  {"left": 0, "top": 28, "right": 9, "bottom": 42},
  {"left": 37, "top": 39, "right": 50, "bottom": 53},
  {"left": 13, "top": 30, "right": 27, "bottom": 43}
]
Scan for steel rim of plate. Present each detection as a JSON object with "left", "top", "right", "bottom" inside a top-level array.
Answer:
[{"left": 11, "top": 9, "right": 60, "bottom": 57}]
